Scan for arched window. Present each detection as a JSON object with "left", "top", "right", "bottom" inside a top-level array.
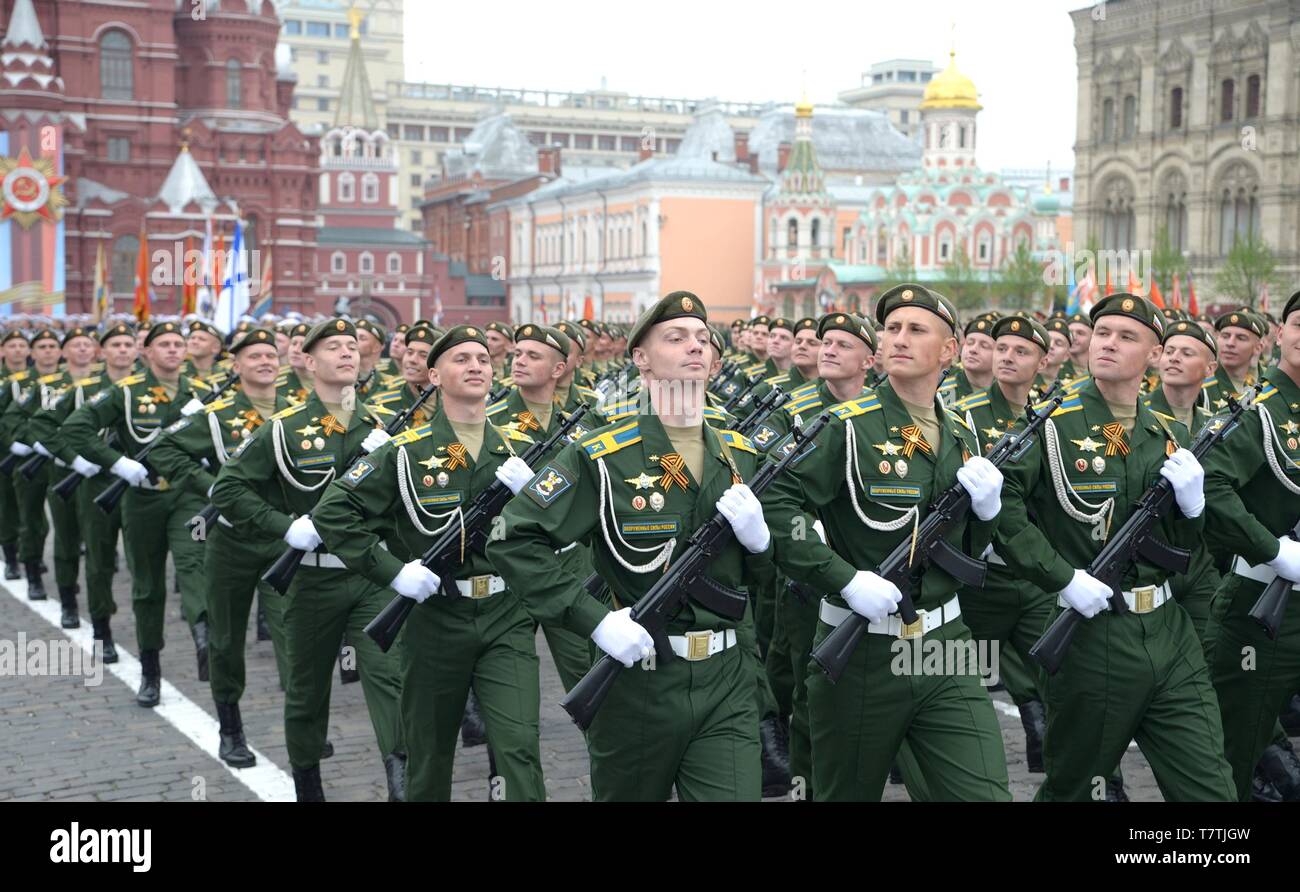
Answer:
[
  {"left": 810, "top": 218, "right": 821, "bottom": 249},
  {"left": 1122, "top": 94, "right": 1136, "bottom": 138},
  {"left": 1221, "top": 79, "right": 1235, "bottom": 122},
  {"left": 787, "top": 218, "right": 798, "bottom": 249},
  {"left": 226, "top": 60, "right": 242, "bottom": 109},
  {"left": 1163, "top": 172, "right": 1188, "bottom": 253},
  {"left": 770, "top": 218, "right": 778, "bottom": 258},
  {"left": 938, "top": 232, "right": 953, "bottom": 262},
  {"left": 337, "top": 172, "right": 354, "bottom": 202},
  {"left": 1217, "top": 164, "right": 1261, "bottom": 255},
  {"left": 958, "top": 125, "right": 966, "bottom": 149},
  {"left": 1246, "top": 74, "right": 1261, "bottom": 118},
  {"left": 361, "top": 173, "right": 379, "bottom": 203},
  {"left": 876, "top": 226, "right": 887, "bottom": 264},
  {"left": 331, "top": 252, "right": 346, "bottom": 274},
  {"left": 100, "top": 31, "right": 133, "bottom": 100},
  {"left": 1100, "top": 177, "right": 1136, "bottom": 252},
  {"left": 111, "top": 234, "right": 139, "bottom": 293},
  {"left": 387, "top": 253, "right": 401, "bottom": 274},
  {"left": 1101, "top": 98, "right": 1115, "bottom": 141},
  {"left": 359, "top": 252, "right": 374, "bottom": 274},
  {"left": 1169, "top": 87, "right": 1183, "bottom": 130}
]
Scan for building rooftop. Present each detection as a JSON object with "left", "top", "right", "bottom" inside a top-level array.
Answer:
[
  {"left": 317, "top": 226, "right": 426, "bottom": 246},
  {"left": 748, "top": 105, "right": 920, "bottom": 175}
]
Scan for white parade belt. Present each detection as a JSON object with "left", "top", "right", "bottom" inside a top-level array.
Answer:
[
  {"left": 819, "top": 594, "right": 962, "bottom": 639},
  {"left": 1233, "top": 556, "right": 1300, "bottom": 591},
  {"left": 666, "top": 628, "right": 737, "bottom": 661},
  {"left": 455, "top": 574, "right": 506, "bottom": 599},
  {"left": 1056, "top": 580, "right": 1172, "bottom": 614},
  {"left": 299, "top": 551, "right": 347, "bottom": 569}
]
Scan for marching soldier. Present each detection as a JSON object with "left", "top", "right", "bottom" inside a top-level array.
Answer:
[
  {"left": 60, "top": 321, "right": 216, "bottom": 704},
  {"left": 211, "top": 318, "right": 406, "bottom": 801},
  {"left": 368, "top": 324, "right": 439, "bottom": 424},
  {"left": 493, "top": 292, "right": 777, "bottom": 801},
  {"left": 0, "top": 329, "right": 30, "bottom": 580},
  {"left": 941, "top": 316, "right": 995, "bottom": 408},
  {"left": 484, "top": 321, "right": 515, "bottom": 383},
  {"left": 761, "top": 286, "right": 1010, "bottom": 801},
  {"left": 353, "top": 319, "right": 391, "bottom": 400},
  {"left": 997, "top": 293, "right": 1236, "bottom": 801},
  {"left": 148, "top": 327, "right": 292, "bottom": 768},
  {"left": 278, "top": 321, "right": 312, "bottom": 405},
  {"left": 778, "top": 317, "right": 820, "bottom": 392},
  {"left": 1061, "top": 311, "right": 1093, "bottom": 382},
  {"left": 182, "top": 320, "right": 225, "bottom": 380},
  {"left": 1204, "top": 310, "right": 1267, "bottom": 411},
  {"left": 1042, "top": 318, "right": 1074, "bottom": 387}
]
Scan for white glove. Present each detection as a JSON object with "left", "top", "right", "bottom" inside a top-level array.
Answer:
[
  {"left": 812, "top": 519, "right": 827, "bottom": 544},
  {"left": 72, "top": 456, "right": 101, "bottom": 478},
  {"left": 390, "top": 559, "right": 440, "bottom": 603},
  {"left": 1159, "top": 448, "right": 1204, "bottom": 519},
  {"left": 956, "top": 455, "right": 1003, "bottom": 522},
  {"left": 8, "top": 441, "right": 32, "bottom": 457},
  {"left": 716, "top": 483, "right": 771, "bottom": 553},
  {"left": 361, "top": 428, "right": 392, "bottom": 454},
  {"left": 284, "top": 515, "right": 322, "bottom": 551},
  {"left": 1267, "top": 537, "right": 1300, "bottom": 583},
  {"left": 180, "top": 397, "right": 206, "bottom": 417},
  {"left": 591, "top": 607, "right": 654, "bottom": 668},
  {"left": 32, "top": 441, "right": 52, "bottom": 458},
  {"left": 109, "top": 456, "right": 149, "bottom": 486},
  {"left": 494, "top": 456, "right": 535, "bottom": 495},
  {"left": 1060, "top": 568, "right": 1112, "bottom": 618},
  {"left": 840, "top": 570, "right": 902, "bottom": 624}
]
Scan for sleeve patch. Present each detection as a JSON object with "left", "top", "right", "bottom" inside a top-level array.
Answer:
[
  {"left": 341, "top": 458, "right": 375, "bottom": 488},
  {"left": 89, "top": 388, "right": 111, "bottom": 406},
  {"left": 525, "top": 464, "right": 573, "bottom": 507},
  {"left": 165, "top": 418, "right": 192, "bottom": 434}
]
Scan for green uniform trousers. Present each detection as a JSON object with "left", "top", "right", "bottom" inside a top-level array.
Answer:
[
  {"left": 959, "top": 567, "right": 1053, "bottom": 707},
  {"left": 282, "top": 565, "right": 405, "bottom": 770},
  {"left": 45, "top": 467, "right": 82, "bottom": 588},
  {"left": 120, "top": 486, "right": 207, "bottom": 650},
  {"left": 752, "top": 569, "right": 794, "bottom": 719},
  {"left": 14, "top": 465, "right": 49, "bottom": 562},
  {"left": 806, "top": 616, "right": 1011, "bottom": 802},
  {"left": 587, "top": 638, "right": 761, "bottom": 802},
  {"left": 77, "top": 476, "right": 120, "bottom": 621},
  {"left": 0, "top": 469, "right": 18, "bottom": 547},
  {"left": 540, "top": 543, "right": 599, "bottom": 693},
  {"left": 205, "top": 525, "right": 288, "bottom": 704},
  {"left": 401, "top": 589, "right": 545, "bottom": 802},
  {"left": 1205, "top": 573, "right": 1300, "bottom": 801},
  {"left": 775, "top": 585, "right": 820, "bottom": 797},
  {"left": 1038, "top": 600, "right": 1236, "bottom": 801}
]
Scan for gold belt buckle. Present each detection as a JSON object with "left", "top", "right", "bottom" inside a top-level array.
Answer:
[
  {"left": 470, "top": 575, "right": 492, "bottom": 599},
  {"left": 685, "top": 630, "right": 712, "bottom": 661},
  {"left": 898, "top": 609, "right": 926, "bottom": 640},
  {"left": 1133, "top": 585, "right": 1156, "bottom": 614}
]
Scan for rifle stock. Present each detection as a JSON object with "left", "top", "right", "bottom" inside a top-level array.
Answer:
[{"left": 1249, "top": 521, "right": 1300, "bottom": 640}]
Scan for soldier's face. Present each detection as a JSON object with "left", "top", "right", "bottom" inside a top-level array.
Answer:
[
  {"left": 63, "top": 336, "right": 97, "bottom": 368},
  {"left": 817, "top": 331, "right": 872, "bottom": 383},
  {"left": 1277, "top": 312, "right": 1300, "bottom": 377},
  {"left": 235, "top": 343, "right": 281, "bottom": 387},
  {"left": 431, "top": 342, "right": 492, "bottom": 400},
  {"left": 288, "top": 336, "right": 307, "bottom": 371},
  {"left": 355, "top": 329, "right": 382, "bottom": 361},
  {"left": 750, "top": 326, "right": 769, "bottom": 358},
  {"left": 1068, "top": 323, "right": 1092, "bottom": 359},
  {"left": 485, "top": 330, "right": 511, "bottom": 360},
  {"left": 1216, "top": 326, "right": 1262, "bottom": 373},
  {"left": 275, "top": 331, "right": 290, "bottom": 360},
  {"left": 3, "top": 337, "right": 29, "bottom": 367},
  {"left": 1089, "top": 317, "right": 1160, "bottom": 383},
  {"left": 1046, "top": 331, "right": 1071, "bottom": 366},
  {"left": 102, "top": 335, "right": 137, "bottom": 372},
  {"left": 880, "top": 307, "right": 956, "bottom": 382},
  {"left": 391, "top": 338, "right": 407, "bottom": 362},
  {"left": 402, "top": 341, "right": 431, "bottom": 385},
  {"left": 147, "top": 333, "right": 186, "bottom": 374},
  {"left": 961, "top": 332, "right": 994, "bottom": 374},
  {"left": 511, "top": 342, "right": 565, "bottom": 388},
  {"left": 791, "top": 330, "right": 821, "bottom": 369},
  {"left": 186, "top": 331, "right": 222, "bottom": 360},
  {"left": 994, "top": 336, "right": 1047, "bottom": 387},
  {"left": 767, "top": 328, "right": 794, "bottom": 362},
  {"left": 633, "top": 318, "right": 710, "bottom": 383},
  {"left": 305, "top": 335, "right": 359, "bottom": 386},
  {"left": 32, "top": 338, "right": 61, "bottom": 368},
  {"left": 1159, "top": 335, "right": 1216, "bottom": 388}
]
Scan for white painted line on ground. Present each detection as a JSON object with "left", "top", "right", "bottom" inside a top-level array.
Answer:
[{"left": 0, "top": 576, "right": 295, "bottom": 801}]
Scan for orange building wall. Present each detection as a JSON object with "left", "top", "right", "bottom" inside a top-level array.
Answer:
[{"left": 659, "top": 196, "right": 757, "bottom": 323}]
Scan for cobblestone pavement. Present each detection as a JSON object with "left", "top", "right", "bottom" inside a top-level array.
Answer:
[{"left": 0, "top": 537, "right": 1167, "bottom": 802}]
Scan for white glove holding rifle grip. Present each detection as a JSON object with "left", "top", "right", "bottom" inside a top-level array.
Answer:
[
  {"left": 1268, "top": 537, "right": 1300, "bottom": 583},
  {"left": 180, "top": 397, "right": 206, "bottom": 417},
  {"left": 1158, "top": 448, "right": 1204, "bottom": 519},
  {"left": 494, "top": 456, "right": 535, "bottom": 496},
  {"left": 956, "top": 455, "right": 1003, "bottom": 521},
  {"left": 591, "top": 607, "right": 654, "bottom": 668},
  {"left": 361, "top": 428, "right": 392, "bottom": 454},
  {"left": 8, "top": 441, "right": 32, "bottom": 457},
  {"left": 715, "top": 483, "right": 770, "bottom": 553},
  {"left": 1060, "top": 568, "right": 1111, "bottom": 618},
  {"left": 840, "top": 570, "right": 902, "bottom": 625},
  {"left": 72, "top": 456, "right": 102, "bottom": 478},
  {"left": 32, "top": 441, "right": 52, "bottom": 458},
  {"left": 109, "top": 455, "right": 149, "bottom": 486},
  {"left": 390, "top": 559, "right": 440, "bottom": 603},
  {"left": 284, "top": 515, "right": 322, "bottom": 551}
]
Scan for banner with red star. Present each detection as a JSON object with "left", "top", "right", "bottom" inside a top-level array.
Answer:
[{"left": 0, "top": 147, "right": 68, "bottom": 229}]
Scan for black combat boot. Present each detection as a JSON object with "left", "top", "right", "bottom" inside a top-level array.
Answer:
[
  {"left": 888, "top": 762, "right": 904, "bottom": 785},
  {"left": 321, "top": 740, "right": 335, "bottom": 760},
  {"left": 215, "top": 702, "right": 256, "bottom": 768},
  {"left": 1252, "top": 769, "right": 1283, "bottom": 802},
  {"left": 2, "top": 544, "right": 18, "bottom": 580},
  {"left": 292, "top": 765, "right": 325, "bottom": 802},
  {"left": 92, "top": 617, "right": 118, "bottom": 663},
  {"left": 137, "top": 649, "right": 161, "bottom": 708},
  {"left": 192, "top": 618, "right": 209, "bottom": 682},
  {"left": 1256, "top": 738, "right": 1300, "bottom": 801},
  {"left": 759, "top": 716, "right": 792, "bottom": 798},
  {"left": 24, "top": 561, "right": 46, "bottom": 600},
  {"left": 1104, "top": 777, "right": 1129, "bottom": 802},
  {"left": 256, "top": 595, "right": 272, "bottom": 642},
  {"left": 460, "top": 689, "right": 487, "bottom": 747},
  {"left": 1018, "top": 700, "right": 1047, "bottom": 773},
  {"left": 1281, "top": 694, "right": 1300, "bottom": 737},
  {"left": 384, "top": 751, "right": 407, "bottom": 802},
  {"left": 58, "top": 585, "right": 80, "bottom": 629}
]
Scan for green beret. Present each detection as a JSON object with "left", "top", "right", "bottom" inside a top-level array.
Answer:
[
  {"left": 354, "top": 318, "right": 387, "bottom": 343},
  {"left": 515, "top": 323, "right": 570, "bottom": 360},
  {"left": 708, "top": 326, "right": 726, "bottom": 357},
  {"left": 875, "top": 283, "right": 958, "bottom": 333},
  {"left": 302, "top": 318, "right": 357, "bottom": 354},
  {"left": 577, "top": 319, "right": 599, "bottom": 333},
  {"left": 138, "top": 319, "right": 153, "bottom": 332},
  {"left": 818, "top": 312, "right": 875, "bottom": 352},
  {"left": 626, "top": 291, "right": 707, "bottom": 354},
  {"left": 30, "top": 328, "right": 60, "bottom": 347},
  {"left": 751, "top": 314, "right": 771, "bottom": 329},
  {"left": 1049, "top": 310, "right": 1068, "bottom": 320},
  {"left": 484, "top": 321, "right": 515, "bottom": 341},
  {"left": 188, "top": 320, "right": 224, "bottom": 342},
  {"left": 1214, "top": 310, "right": 1267, "bottom": 338},
  {"left": 1195, "top": 313, "right": 1214, "bottom": 324},
  {"left": 404, "top": 324, "right": 438, "bottom": 347},
  {"left": 793, "top": 317, "right": 818, "bottom": 334},
  {"left": 992, "top": 315, "right": 1050, "bottom": 352},
  {"left": 1066, "top": 312, "right": 1092, "bottom": 328},
  {"left": 395, "top": 323, "right": 411, "bottom": 335},
  {"left": 231, "top": 327, "right": 278, "bottom": 354},
  {"left": 768, "top": 317, "right": 794, "bottom": 333},
  {"left": 1045, "top": 318, "right": 1073, "bottom": 343},
  {"left": 1284, "top": 290, "right": 1300, "bottom": 323},
  {"left": 99, "top": 322, "right": 134, "bottom": 345},
  {"left": 428, "top": 326, "right": 446, "bottom": 340},
  {"left": 730, "top": 318, "right": 745, "bottom": 329},
  {"left": 1, "top": 329, "right": 28, "bottom": 346},
  {"left": 964, "top": 316, "right": 996, "bottom": 337},
  {"left": 1090, "top": 292, "right": 1165, "bottom": 338},
  {"left": 1162, "top": 319, "right": 1217, "bottom": 356},
  {"left": 144, "top": 321, "right": 184, "bottom": 346},
  {"left": 428, "top": 324, "right": 489, "bottom": 367},
  {"left": 287, "top": 322, "right": 310, "bottom": 339},
  {"left": 555, "top": 320, "right": 588, "bottom": 351},
  {"left": 61, "top": 326, "right": 96, "bottom": 347}
]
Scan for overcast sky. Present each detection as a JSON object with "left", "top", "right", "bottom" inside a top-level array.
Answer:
[{"left": 405, "top": 0, "right": 1086, "bottom": 178}]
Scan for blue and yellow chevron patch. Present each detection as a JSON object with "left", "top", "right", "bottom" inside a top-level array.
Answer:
[
  {"left": 393, "top": 423, "right": 432, "bottom": 446},
  {"left": 1255, "top": 384, "right": 1278, "bottom": 404},
  {"left": 946, "top": 410, "right": 973, "bottom": 431},
  {"left": 1049, "top": 395, "right": 1083, "bottom": 416},
  {"left": 830, "top": 396, "right": 881, "bottom": 419},
  {"left": 952, "top": 393, "right": 990, "bottom": 411},
  {"left": 582, "top": 421, "right": 641, "bottom": 458},
  {"left": 271, "top": 403, "right": 307, "bottom": 421},
  {"left": 701, "top": 405, "right": 727, "bottom": 422},
  {"left": 485, "top": 399, "right": 510, "bottom": 417},
  {"left": 718, "top": 429, "right": 757, "bottom": 454}
]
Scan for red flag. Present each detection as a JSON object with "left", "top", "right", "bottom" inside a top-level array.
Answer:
[
  {"left": 1148, "top": 278, "right": 1165, "bottom": 309},
  {"left": 1260, "top": 283, "right": 1270, "bottom": 316},
  {"left": 1188, "top": 276, "right": 1199, "bottom": 317},
  {"left": 133, "top": 224, "right": 151, "bottom": 323},
  {"left": 1104, "top": 269, "right": 1114, "bottom": 296},
  {"left": 582, "top": 295, "right": 594, "bottom": 321},
  {"left": 1127, "top": 269, "right": 1141, "bottom": 296},
  {"left": 1170, "top": 274, "right": 1182, "bottom": 311},
  {"left": 181, "top": 236, "right": 197, "bottom": 315},
  {"left": 212, "top": 230, "right": 225, "bottom": 317}
]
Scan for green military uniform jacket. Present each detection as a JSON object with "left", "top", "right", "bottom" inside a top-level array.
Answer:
[
  {"left": 485, "top": 386, "right": 604, "bottom": 448},
  {"left": 951, "top": 383, "right": 1035, "bottom": 455},
  {"left": 0, "top": 368, "right": 33, "bottom": 453},
  {"left": 276, "top": 365, "right": 310, "bottom": 405},
  {"left": 26, "top": 369, "right": 117, "bottom": 463},
  {"left": 937, "top": 365, "right": 978, "bottom": 408},
  {"left": 749, "top": 379, "right": 855, "bottom": 454},
  {"left": 368, "top": 382, "right": 436, "bottom": 431},
  {"left": 0, "top": 368, "right": 67, "bottom": 448},
  {"left": 760, "top": 381, "right": 994, "bottom": 611},
  {"left": 1142, "top": 388, "right": 1212, "bottom": 438},
  {"left": 996, "top": 379, "right": 1201, "bottom": 594}
]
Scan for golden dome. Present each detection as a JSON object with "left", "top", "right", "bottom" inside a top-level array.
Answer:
[
  {"left": 794, "top": 90, "right": 814, "bottom": 118},
  {"left": 920, "top": 50, "right": 981, "bottom": 111}
]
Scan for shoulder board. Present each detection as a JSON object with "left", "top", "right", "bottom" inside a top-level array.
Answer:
[
  {"left": 1061, "top": 375, "right": 1091, "bottom": 392},
  {"left": 119, "top": 373, "right": 146, "bottom": 387},
  {"left": 830, "top": 396, "right": 881, "bottom": 420},
  {"left": 365, "top": 403, "right": 396, "bottom": 418},
  {"left": 718, "top": 429, "right": 757, "bottom": 454},
  {"left": 497, "top": 425, "right": 535, "bottom": 445},
  {"left": 497, "top": 376, "right": 515, "bottom": 387},
  {"left": 204, "top": 398, "right": 235, "bottom": 415},
  {"left": 1254, "top": 384, "right": 1278, "bottom": 404},
  {"left": 38, "top": 372, "right": 63, "bottom": 384},
  {"left": 380, "top": 374, "right": 404, "bottom": 388},
  {"left": 581, "top": 421, "right": 642, "bottom": 458},
  {"left": 271, "top": 403, "right": 307, "bottom": 421},
  {"left": 742, "top": 362, "right": 766, "bottom": 374},
  {"left": 9, "top": 370, "right": 30, "bottom": 382},
  {"left": 369, "top": 388, "right": 403, "bottom": 402},
  {"left": 186, "top": 376, "right": 216, "bottom": 392},
  {"left": 946, "top": 409, "right": 973, "bottom": 432},
  {"left": 952, "top": 392, "right": 990, "bottom": 411},
  {"left": 763, "top": 373, "right": 786, "bottom": 386},
  {"left": 787, "top": 381, "right": 818, "bottom": 397},
  {"left": 1201, "top": 375, "right": 1217, "bottom": 389},
  {"left": 577, "top": 386, "right": 599, "bottom": 401},
  {"left": 785, "top": 390, "right": 824, "bottom": 410},
  {"left": 485, "top": 400, "right": 510, "bottom": 417},
  {"left": 73, "top": 376, "right": 101, "bottom": 388},
  {"left": 392, "top": 423, "right": 432, "bottom": 446},
  {"left": 1049, "top": 395, "right": 1083, "bottom": 416},
  {"left": 701, "top": 406, "right": 727, "bottom": 421},
  {"left": 937, "top": 377, "right": 959, "bottom": 391}
]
